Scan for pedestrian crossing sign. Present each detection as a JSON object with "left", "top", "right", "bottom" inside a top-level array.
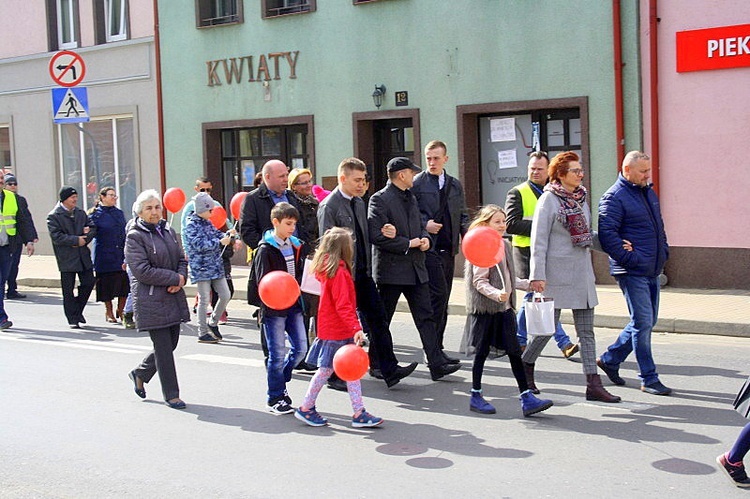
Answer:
[{"left": 51, "top": 87, "right": 89, "bottom": 124}]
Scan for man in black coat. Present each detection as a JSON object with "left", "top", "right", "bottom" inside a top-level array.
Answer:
[
  {"left": 47, "top": 186, "right": 96, "bottom": 328},
  {"left": 317, "top": 157, "right": 418, "bottom": 389},
  {"left": 3, "top": 173, "right": 38, "bottom": 300},
  {"left": 368, "top": 157, "right": 461, "bottom": 381},
  {"left": 239, "top": 159, "right": 306, "bottom": 250},
  {"left": 412, "top": 140, "right": 468, "bottom": 360}
]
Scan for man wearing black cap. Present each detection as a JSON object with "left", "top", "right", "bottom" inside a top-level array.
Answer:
[
  {"left": 368, "top": 157, "right": 461, "bottom": 381},
  {"left": 4, "top": 174, "right": 38, "bottom": 300},
  {"left": 0, "top": 173, "right": 36, "bottom": 329},
  {"left": 47, "top": 186, "right": 96, "bottom": 328}
]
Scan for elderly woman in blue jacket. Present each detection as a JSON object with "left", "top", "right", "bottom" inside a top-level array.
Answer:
[
  {"left": 126, "top": 189, "right": 190, "bottom": 410},
  {"left": 182, "top": 192, "right": 235, "bottom": 344},
  {"left": 89, "top": 187, "right": 130, "bottom": 323}
]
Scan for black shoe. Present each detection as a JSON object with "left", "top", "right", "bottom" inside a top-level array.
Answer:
[
  {"left": 77, "top": 315, "right": 87, "bottom": 324},
  {"left": 430, "top": 362, "right": 461, "bottom": 381},
  {"left": 641, "top": 380, "right": 672, "bottom": 396},
  {"left": 443, "top": 354, "right": 461, "bottom": 365},
  {"left": 198, "top": 333, "right": 219, "bottom": 343},
  {"left": 207, "top": 324, "right": 222, "bottom": 340},
  {"left": 6, "top": 292, "right": 26, "bottom": 299},
  {"left": 68, "top": 322, "right": 81, "bottom": 329},
  {"left": 596, "top": 358, "right": 626, "bottom": 386},
  {"left": 384, "top": 362, "right": 418, "bottom": 388},
  {"left": 128, "top": 370, "right": 146, "bottom": 399},
  {"left": 327, "top": 377, "right": 348, "bottom": 392},
  {"left": 369, "top": 368, "right": 384, "bottom": 379},
  {"left": 166, "top": 399, "right": 186, "bottom": 410},
  {"left": 294, "top": 361, "right": 318, "bottom": 373},
  {"left": 0, "top": 320, "right": 12, "bottom": 330}
]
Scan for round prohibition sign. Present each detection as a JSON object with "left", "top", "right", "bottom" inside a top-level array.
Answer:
[{"left": 49, "top": 50, "right": 86, "bottom": 87}]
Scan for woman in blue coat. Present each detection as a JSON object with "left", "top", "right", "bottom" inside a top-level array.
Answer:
[{"left": 89, "top": 187, "right": 130, "bottom": 323}]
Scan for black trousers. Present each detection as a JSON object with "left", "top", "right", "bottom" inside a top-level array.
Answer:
[
  {"left": 355, "top": 274, "right": 398, "bottom": 377},
  {"left": 60, "top": 269, "right": 96, "bottom": 324},
  {"left": 425, "top": 250, "right": 455, "bottom": 350},
  {"left": 378, "top": 282, "right": 442, "bottom": 367},
  {"left": 134, "top": 324, "right": 181, "bottom": 401},
  {"left": 6, "top": 240, "right": 22, "bottom": 294}
]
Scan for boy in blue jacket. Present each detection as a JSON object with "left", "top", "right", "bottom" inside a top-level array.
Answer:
[
  {"left": 183, "top": 192, "right": 235, "bottom": 343},
  {"left": 254, "top": 202, "right": 310, "bottom": 414}
]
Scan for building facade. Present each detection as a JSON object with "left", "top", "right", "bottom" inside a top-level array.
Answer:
[{"left": 0, "top": 0, "right": 159, "bottom": 253}]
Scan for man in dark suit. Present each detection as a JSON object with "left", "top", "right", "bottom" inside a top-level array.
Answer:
[
  {"left": 3, "top": 173, "right": 38, "bottom": 300},
  {"left": 239, "top": 159, "right": 306, "bottom": 250},
  {"left": 412, "top": 140, "right": 468, "bottom": 362},
  {"left": 318, "top": 157, "right": 418, "bottom": 388},
  {"left": 368, "top": 157, "right": 461, "bottom": 381}
]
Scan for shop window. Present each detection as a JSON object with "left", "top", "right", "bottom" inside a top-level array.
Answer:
[
  {"left": 47, "top": 0, "right": 80, "bottom": 50},
  {"left": 57, "top": 116, "right": 137, "bottom": 214},
  {"left": 196, "top": 0, "right": 243, "bottom": 27},
  {"left": 219, "top": 124, "right": 309, "bottom": 206},
  {"left": 0, "top": 127, "right": 11, "bottom": 170},
  {"left": 262, "top": 0, "right": 315, "bottom": 19}
]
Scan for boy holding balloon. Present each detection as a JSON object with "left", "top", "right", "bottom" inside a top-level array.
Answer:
[
  {"left": 182, "top": 192, "right": 235, "bottom": 343},
  {"left": 295, "top": 227, "right": 383, "bottom": 428},
  {"left": 253, "top": 202, "right": 310, "bottom": 415}
]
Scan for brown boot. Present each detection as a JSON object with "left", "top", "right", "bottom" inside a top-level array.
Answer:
[
  {"left": 116, "top": 297, "right": 126, "bottom": 321},
  {"left": 104, "top": 301, "right": 117, "bottom": 323},
  {"left": 586, "top": 374, "right": 621, "bottom": 403},
  {"left": 524, "top": 362, "right": 540, "bottom": 394}
]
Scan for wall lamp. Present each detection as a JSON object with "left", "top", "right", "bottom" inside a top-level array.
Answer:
[{"left": 372, "top": 84, "right": 386, "bottom": 109}]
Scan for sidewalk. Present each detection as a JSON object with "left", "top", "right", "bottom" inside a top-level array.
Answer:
[{"left": 16, "top": 255, "right": 750, "bottom": 337}]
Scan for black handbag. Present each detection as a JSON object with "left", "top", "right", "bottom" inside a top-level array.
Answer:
[{"left": 733, "top": 376, "right": 750, "bottom": 419}]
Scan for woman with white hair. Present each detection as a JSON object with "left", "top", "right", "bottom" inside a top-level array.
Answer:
[{"left": 126, "top": 189, "right": 190, "bottom": 409}]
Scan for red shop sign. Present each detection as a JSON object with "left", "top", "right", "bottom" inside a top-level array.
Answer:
[{"left": 676, "top": 24, "right": 750, "bottom": 73}]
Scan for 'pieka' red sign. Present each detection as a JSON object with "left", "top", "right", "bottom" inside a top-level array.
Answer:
[{"left": 676, "top": 24, "right": 750, "bottom": 73}]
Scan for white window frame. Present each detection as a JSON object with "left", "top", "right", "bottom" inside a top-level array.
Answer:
[
  {"left": 57, "top": 0, "right": 79, "bottom": 49},
  {"left": 105, "top": 0, "right": 128, "bottom": 42}
]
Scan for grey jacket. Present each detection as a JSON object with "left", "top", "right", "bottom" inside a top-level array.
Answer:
[
  {"left": 465, "top": 242, "right": 517, "bottom": 314},
  {"left": 125, "top": 218, "right": 190, "bottom": 331},
  {"left": 530, "top": 191, "right": 598, "bottom": 309},
  {"left": 368, "top": 182, "right": 429, "bottom": 286},
  {"left": 47, "top": 203, "right": 96, "bottom": 273},
  {"left": 317, "top": 187, "right": 372, "bottom": 277}
]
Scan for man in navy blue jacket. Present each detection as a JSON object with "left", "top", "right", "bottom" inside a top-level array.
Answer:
[{"left": 596, "top": 151, "right": 671, "bottom": 396}]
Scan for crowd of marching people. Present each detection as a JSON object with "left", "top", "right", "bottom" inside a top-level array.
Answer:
[{"left": 9, "top": 142, "right": 745, "bottom": 487}]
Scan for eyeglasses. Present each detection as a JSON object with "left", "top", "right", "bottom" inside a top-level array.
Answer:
[
  {"left": 5, "top": 182, "right": 16, "bottom": 186},
  {"left": 106, "top": 193, "right": 118, "bottom": 197},
  {"left": 199, "top": 188, "right": 212, "bottom": 193},
  {"left": 294, "top": 181, "right": 312, "bottom": 186},
  {"left": 568, "top": 168, "right": 585, "bottom": 176}
]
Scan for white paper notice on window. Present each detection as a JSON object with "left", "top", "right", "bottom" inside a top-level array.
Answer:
[
  {"left": 490, "top": 117, "right": 516, "bottom": 142},
  {"left": 497, "top": 149, "right": 518, "bottom": 170}
]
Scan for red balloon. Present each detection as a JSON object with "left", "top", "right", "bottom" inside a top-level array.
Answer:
[
  {"left": 210, "top": 205, "right": 227, "bottom": 230},
  {"left": 258, "top": 270, "right": 300, "bottom": 310},
  {"left": 462, "top": 226, "right": 504, "bottom": 267},
  {"left": 230, "top": 191, "right": 248, "bottom": 220},
  {"left": 333, "top": 344, "right": 370, "bottom": 382},
  {"left": 163, "top": 187, "right": 186, "bottom": 214}
]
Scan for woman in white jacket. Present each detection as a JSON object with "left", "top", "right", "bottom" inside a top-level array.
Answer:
[{"left": 522, "top": 151, "right": 626, "bottom": 403}]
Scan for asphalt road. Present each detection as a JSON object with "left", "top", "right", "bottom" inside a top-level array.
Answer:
[{"left": 1, "top": 288, "right": 749, "bottom": 498}]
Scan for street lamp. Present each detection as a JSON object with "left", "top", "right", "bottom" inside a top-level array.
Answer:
[{"left": 372, "top": 84, "right": 386, "bottom": 109}]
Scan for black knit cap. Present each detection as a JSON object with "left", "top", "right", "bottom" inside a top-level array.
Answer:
[{"left": 59, "top": 186, "right": 78, "bottom": 202}]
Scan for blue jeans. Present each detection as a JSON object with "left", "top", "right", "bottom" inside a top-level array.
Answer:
[
  {"left": 263, "top": 312, "right": 307, "bottom": 402},
  {"left": 516, "top": 292, "right": 572, "bottom": 349},
  {"left": 599, "top": 274, "right": 660, "bottom": 385}
]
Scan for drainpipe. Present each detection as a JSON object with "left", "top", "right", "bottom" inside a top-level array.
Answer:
[
  {"left": 153, "top": 0, "right": 166, "bottom": 194},
  {"left": 612, "top": 0, "right": 625, "bottom": 168},
  {"left": 648, "top": 0, "right": 660, "bottom": 194}
]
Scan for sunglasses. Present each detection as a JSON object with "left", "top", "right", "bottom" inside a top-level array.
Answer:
[
  {"left": 199, "top": 188, "right": 212, "bottom": 193},
  {"left": 5, "top": 182, "right": 16, "bottom": 186}
]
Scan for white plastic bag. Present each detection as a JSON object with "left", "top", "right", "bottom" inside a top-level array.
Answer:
[
  {"left": 524, "top": 292, "right": 555, "bottom": 336},
  {"left": 299, "top": 258, "right": 321, "bottom": 296}
]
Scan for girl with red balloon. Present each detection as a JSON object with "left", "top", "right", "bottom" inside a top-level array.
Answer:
[
  {"left": 182, "top": 192, "right": 236, "bottom": 344},
  {"left": 295, "top": 227, "right": 383, "bottom": 428},
  {"left": 461, "top": 205, "right": 553, "bottom": 417}
]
